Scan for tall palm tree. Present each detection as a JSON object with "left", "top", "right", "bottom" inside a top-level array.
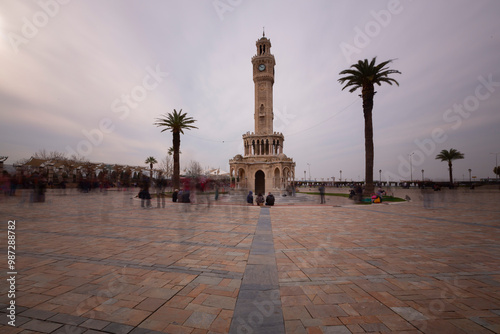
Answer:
[
  {"left": 338, "top": 57, "right": 401, "bottom": 195},
  {"left": 154, "top": 109, "right": 198, "bottom": 190},
  {"left": 145, "top": 156, "right": 157, "bottom": 182},
  {"left": 435, "top": 148, "right": 464, "bottom": 186}
]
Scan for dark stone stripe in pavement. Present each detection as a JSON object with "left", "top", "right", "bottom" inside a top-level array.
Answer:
[
  {"left": 229, "top": 207, "right": 285, "bottom": 334},
  {"left": 17, "top": 229, "right": 252, "bottom": 249},
  {"left": 18, "top": 251, "right": 244, "bottom": 279}
]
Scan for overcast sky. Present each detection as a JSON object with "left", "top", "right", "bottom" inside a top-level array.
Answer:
[{"left": 1, "top": 0, "right": 499, "bottom": 182}]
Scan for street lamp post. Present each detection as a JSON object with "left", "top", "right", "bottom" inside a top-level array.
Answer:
[
  {"left": 379, "top": 169, "right": 382, "bottom": 184},
  {"left": 340, "top": 170, "right": 342, "bottom": 183},
  {"left": 409, "top": 152, "right": 415, "bottom": 185},
  {"left": 0, "top": 156, "right": 7, "bottom": 175},
  {"left": 421, "top": 169, "right": 424, "bottom": 183},
  {"left": 468, "top": 168, "right": 472, "bottom": 183}
]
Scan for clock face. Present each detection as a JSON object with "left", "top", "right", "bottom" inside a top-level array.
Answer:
[{"left": 258, "top": 64, "right": 266, "bottom": 71}]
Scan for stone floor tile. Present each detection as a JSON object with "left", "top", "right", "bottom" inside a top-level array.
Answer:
[
  {"left": 306, "top": 304, "right": 349, "bottom": 319},
  {"left": 281, "top": 295, "right": 313, "bottom": 307},
  {"left": 184, "top": 311, "right": 218, "bottom": 329},
  {"left": 18, "top": 309, "right": 57, "bottom": 321},
  {"left": 134, "top": 297, "right": 165, "bottom": 312},
  {"left": 449, "top": 318, "right": 497, "bottom": 334},
  {"left": 191, "top": 329, "right": 209, "bottom": 334},
  {"left": 284, "top": 320, "right": 307, "bottom": 334},
  {"left": 129, "top": 328, "right": 165, "bottom": 334},
  {"left": 359, "top": 322, "right": 391, "bottom": 332},
  {"left": 165, "top": 295, "right": 194, "bottom": 309},
  {"left": 48, "top": 313, "right": 87, "bottom": 325},
  {"left": 50, "top": 325, "right": 87, "bottom": 334},
  {"left": 376, "top": 314, "right": 418, "bottom": 331},
  {"left": 282, "top": 306, "right": 312, "bottom": 321},
  {"left": 320, "top": 325, "right": 352, "bottom": 334},
  {"left": 21, "top": 319, "right": 62, "bottom": 333},
  {"left": 202, "top": 295, "right": 236, "bottom": 310},
  {"left": 102, "top": 322, "right": 135, "bottom": 334},
  {"left": 164, "top": 323, "right": 194, "bottom": 334},
  {"left": 149, "top": 306, "right": 193, "bottom": 325},
  {"left": 350, "top": 301, "right": 394, "bottom": 316},
  {"left": 79, "top": 330, "right": 107, "bottom": 334},
  {"left": 80, "top": 318, "right": 111, "bottom": 330},
  {"left": 209, "top": 310, "right": 233, "bottom": 332}
]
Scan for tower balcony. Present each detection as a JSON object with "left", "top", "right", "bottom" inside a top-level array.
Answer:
[{"left": 241, "top": 132, "right": 285, "bottom": 157}]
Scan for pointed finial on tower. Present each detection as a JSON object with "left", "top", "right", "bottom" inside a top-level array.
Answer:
[{"left": 263, "top": 27, "right": 265, "bottom": 37}]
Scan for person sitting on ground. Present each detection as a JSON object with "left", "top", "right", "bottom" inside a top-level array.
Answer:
[
  {"left": 265, "top": 192, "right": 275, "bottom": 206},
  {"left": 256, "top": 193, "right": 265, "bottom": 206},
  {"left": 348, "top": 189, "right": 356, "bottom": 199},
  {"left": 247, "top": 191, "right": 254, "bottom": 205}
]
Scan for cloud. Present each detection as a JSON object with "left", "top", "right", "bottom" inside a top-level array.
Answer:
[{"left": 1, "top": 0, "right": 499, "bottom": 181}]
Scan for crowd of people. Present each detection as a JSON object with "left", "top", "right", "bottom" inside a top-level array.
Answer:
[{"left": 0, "top": 170, "right": 48, "bottom": 202}]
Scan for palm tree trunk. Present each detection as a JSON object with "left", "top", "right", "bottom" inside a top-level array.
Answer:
[
  {"left": 173, "top": 131, "right": 180, "bottom": 190},
  {"left": 362, "top": 84, "right": 375, "bottom": 195},
  {"left": 150, "top": 163, "right": 153, "bottom": 184},
  {"left": 448, "top": 161, "right": 453, "bottom": 186}
]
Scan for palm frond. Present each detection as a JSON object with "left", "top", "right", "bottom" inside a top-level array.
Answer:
[{"left": 154, "top": 109, "right": 198, "bottom": 134}]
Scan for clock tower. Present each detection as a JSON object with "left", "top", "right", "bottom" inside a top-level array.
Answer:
[
  {"left": 252, "top": 34, "right": 275, "bottom": 135},
  {"left": 229, "top": 33, "right": 295, "bottom": 196}
]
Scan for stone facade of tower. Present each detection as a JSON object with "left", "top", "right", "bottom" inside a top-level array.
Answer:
[{"left": 229, "top": 34, "right": 295, "bottom": 195}]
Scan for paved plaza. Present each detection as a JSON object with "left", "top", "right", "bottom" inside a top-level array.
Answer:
[{"left": 0, "top": 187, "right": 499, "bottom": 333}]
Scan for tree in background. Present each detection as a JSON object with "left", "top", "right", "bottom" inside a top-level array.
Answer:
[
  {"left": 435, "top": 148, "right": 465, "bottom": 186},
  {"left": 159, "top": 155, "right": 173, "bottom": 180},
  {"left": 145, "top": 156, "right": 157, "bottom": 182},
  {"left": 186, "top": 160, "right": 203, "bottom": 178},
  {"left": 493, "top": 166, "right": 500, "bottom": 178}
]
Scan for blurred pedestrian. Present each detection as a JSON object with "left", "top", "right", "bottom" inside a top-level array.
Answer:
[
  {"left": 140, "top": 182, "right": 152, "bottom": 208},
  {"left": 319, "top": 184, "right": 326, "bottom": 204}
]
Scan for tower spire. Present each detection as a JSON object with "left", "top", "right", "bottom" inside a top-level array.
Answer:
[{"left": 263, "top": 27, "right": 265, "bottom": 37}]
